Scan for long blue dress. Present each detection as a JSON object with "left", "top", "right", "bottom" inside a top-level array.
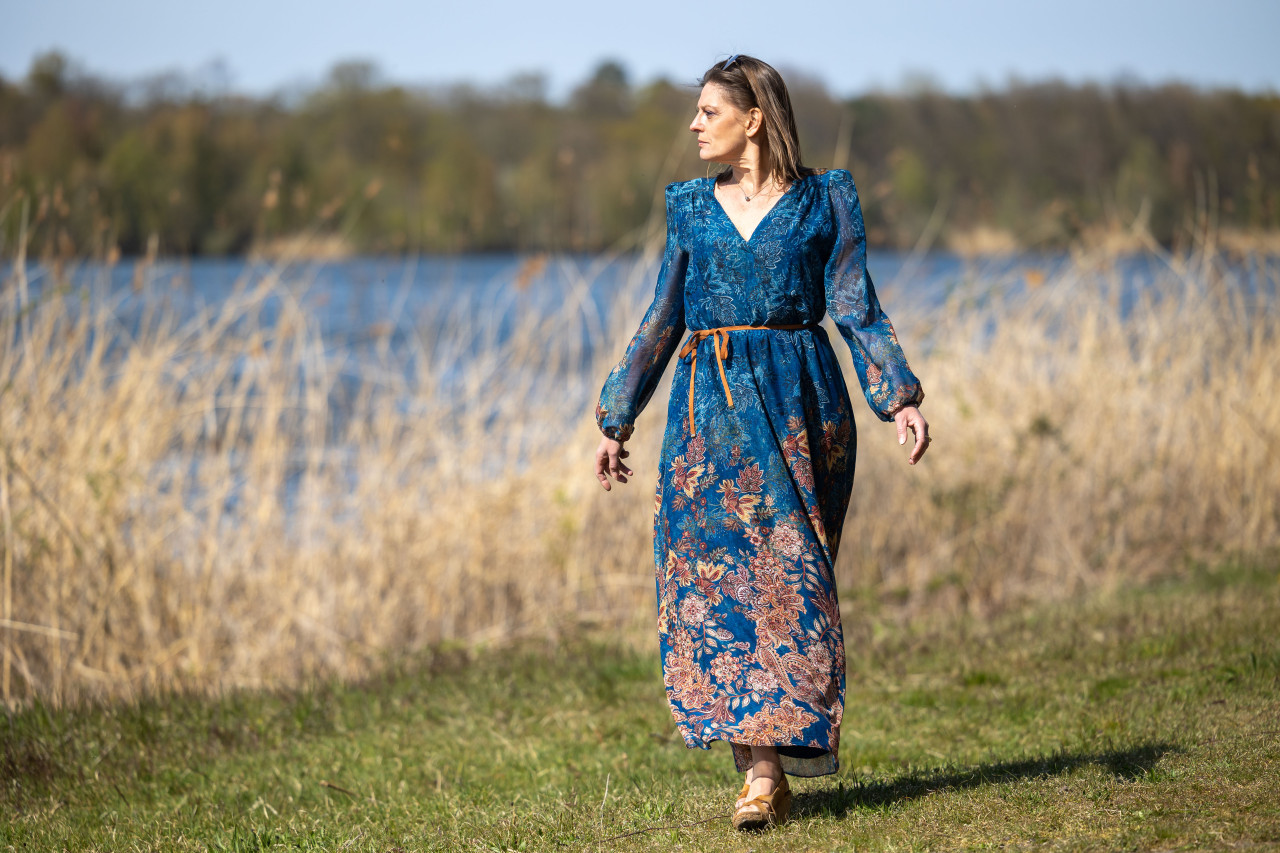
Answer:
[{"left": 596, "top": 168, "right": 923, "bottom": 777}]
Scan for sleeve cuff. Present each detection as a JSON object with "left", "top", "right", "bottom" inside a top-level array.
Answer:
[
  {"left": 600, "top": 424, "right": 634, "bottom": 442},
  {"left": 595, "top": 403, "right": 634, "bottom": 442},
  {"left": 884, "top": 387, "right": 925, "bottom": 419}
]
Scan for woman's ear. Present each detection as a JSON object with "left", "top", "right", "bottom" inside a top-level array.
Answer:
[{"left": 745, "top": 107, "right": 764, "bottom": 138}]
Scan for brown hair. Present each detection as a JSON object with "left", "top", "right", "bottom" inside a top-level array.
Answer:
[{"left": 699, "top": 55, "right": 809, "bottom": 185}]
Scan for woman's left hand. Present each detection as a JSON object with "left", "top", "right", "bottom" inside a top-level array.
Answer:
[{"left": 894, "top": 405, "right": 930, "bottom": 465}]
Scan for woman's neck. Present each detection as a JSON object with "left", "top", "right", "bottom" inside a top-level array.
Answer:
[{"left": 725, "top": 154, "right": 776, "bottom": 197}]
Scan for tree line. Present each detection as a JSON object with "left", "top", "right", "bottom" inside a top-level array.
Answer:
[{"left": 2, "top": 52, "right": 1277, "bottom": 258}]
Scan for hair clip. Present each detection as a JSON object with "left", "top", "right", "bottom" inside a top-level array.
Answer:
[{"left": 722, "top": 54, "right": 740, "bottom": 70}]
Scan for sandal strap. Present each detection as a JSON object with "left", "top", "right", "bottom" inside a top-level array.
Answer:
[
  {"left": 735, "top": 773, "right": 790, "bottom": 816},
  {"left": 739, "top": 796, "right": 775, "bottom": 812},
  {"left": 736, "top": 791, "right": 782, "bottom": 814},
  {"left": 743, "top": 775, "right": 789, "bottom": 802}
]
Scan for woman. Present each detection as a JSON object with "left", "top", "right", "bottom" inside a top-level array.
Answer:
[{"left": 593, "top": 54, "right": 930, "bottom": 831}]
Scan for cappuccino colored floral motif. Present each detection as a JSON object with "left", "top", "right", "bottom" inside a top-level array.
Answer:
[{"left": 597, "top": 169, "right": 922, "bottom": 777}]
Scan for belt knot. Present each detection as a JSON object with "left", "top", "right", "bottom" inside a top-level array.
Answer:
[{"left": 678, "top": 323, "right": 817, "bottom": 436}]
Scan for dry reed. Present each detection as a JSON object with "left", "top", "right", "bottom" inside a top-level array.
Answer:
[{"left": 1, "top": 224, "right": 1276, "bottom": 706}]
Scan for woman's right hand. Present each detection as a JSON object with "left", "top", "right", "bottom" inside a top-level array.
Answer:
[{"left": 594, "top": 436, "right": 633, "bottom": 491}]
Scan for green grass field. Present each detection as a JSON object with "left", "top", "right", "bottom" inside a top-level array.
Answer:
[{"left": 4, "top": 558, "right": 1278, "bottom": 852}]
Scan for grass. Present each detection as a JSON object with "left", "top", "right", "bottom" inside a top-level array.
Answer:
[{"left": 3, "top": 558, "right": 1277, "bottom": 851}]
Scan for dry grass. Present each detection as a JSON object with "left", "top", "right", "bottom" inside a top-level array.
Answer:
[
  {"left": 943, "top": 224, "right": 1020, "bottom": 257},
  {"left": 848, "top": 240, "right": 1278, "bottom": 616},
  {"left": 0, "top": 219, "right": 1276, "bottom": 705}
]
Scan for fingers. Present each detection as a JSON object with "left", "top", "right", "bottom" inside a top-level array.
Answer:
[
  {"left": 908, "top": 429, "right": 929, "bottom": 465},
  {"left": 896, "top": 417, "right": 908, "bottom": 446},
  {"left": 595, "top": 438, "right": 633, "bottom": 491},
  {"left": 594, "top": 447, "right": 612, "bottom": 491},
  {"left": 608, "top": 448, "right": 629, "bottom": 485},
  {"left": 906, "top": 412, "right": 931, "bottom": 466}
]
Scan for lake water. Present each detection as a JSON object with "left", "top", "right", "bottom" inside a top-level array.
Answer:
[
  {"left": 37, "top": 247, "right": 1277, "bottom": 330},
  {"left": 20, "top": 249, "right": 1279, "bottom": 388},
  {"left": 30, "top": 249, "right": 1059, "bottom": 349},
  {"left": 12, "top": 248, "right": 1275, "bottom": 521}
]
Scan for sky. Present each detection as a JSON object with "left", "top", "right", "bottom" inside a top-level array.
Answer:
[{"left": 3, "top": 0, "right": 1279, "bottom": 101}]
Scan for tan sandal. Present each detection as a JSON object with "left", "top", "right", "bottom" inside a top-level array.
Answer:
[{"left": 731, "top": 773, "right": 791, "bottom": 831}]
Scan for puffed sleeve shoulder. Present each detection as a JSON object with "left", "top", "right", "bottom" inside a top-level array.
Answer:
[
  {"left": 594, "top": 182, "right": 690, "bottom": 441},
  {"left": 823, "top": 169, "right": 924, "bottom": 420}
]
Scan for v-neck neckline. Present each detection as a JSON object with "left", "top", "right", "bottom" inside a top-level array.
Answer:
[{"left": 707, "top": 173, "right": 801, "bottom": 244}]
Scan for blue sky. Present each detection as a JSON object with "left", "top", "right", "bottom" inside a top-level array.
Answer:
[{"left": 3, "top": 0, "right": 1278, "bottom": 100}]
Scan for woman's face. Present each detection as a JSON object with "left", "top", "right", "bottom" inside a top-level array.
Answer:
[{"left": 689, "top": 83, "right": 758, "bottom": 164}]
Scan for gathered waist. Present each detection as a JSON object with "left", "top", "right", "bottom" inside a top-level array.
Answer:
[{"left": 677, "top": 323, "right": 819, "bottom": 436}]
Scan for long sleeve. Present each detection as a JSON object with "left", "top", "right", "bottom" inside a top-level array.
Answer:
[
  {"left": 595, "top": 184, "right": 690, "bottom": 441},
  {"left": 823, "top": 169, "right": 924, "bottom": 421}
]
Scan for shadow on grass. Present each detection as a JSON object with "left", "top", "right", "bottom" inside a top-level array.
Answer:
[{"left": 797, "top": 743, "right": 1179, "bottom": 817}]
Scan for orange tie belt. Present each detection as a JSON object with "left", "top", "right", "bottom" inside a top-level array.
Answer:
[{"left": 677, "top": 324, "right": 818, "bottom": 436}]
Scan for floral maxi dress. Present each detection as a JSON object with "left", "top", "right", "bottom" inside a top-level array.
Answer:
[{"left": 595, "top": 169, "right": 923, "bottom": 777}]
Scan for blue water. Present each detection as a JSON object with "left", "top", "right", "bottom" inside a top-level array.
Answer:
[
  {"left": 27, "top": 249, "right": 1034, "bottom": 346},
  {"left": 19, "top": 248, "right": 1277, "bottom": 384}
]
